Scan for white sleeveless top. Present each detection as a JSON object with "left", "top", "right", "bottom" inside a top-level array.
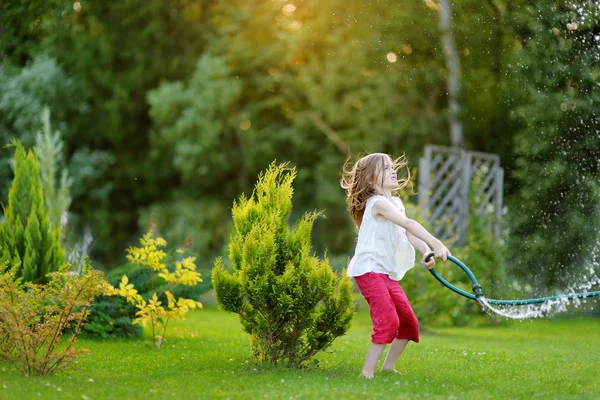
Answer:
[{"left": 347, "top": 195, "right": 416, "bottom": 281}]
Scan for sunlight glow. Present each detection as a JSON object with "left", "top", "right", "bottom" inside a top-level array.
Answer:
[
  {"left": 282, "top": 4, "right": 296, "bottom": 17},
  {"left": 289, "top": 21, "right": 302, "bottom": 31},
  {"left": 424, "top": 0, "right": 438, "bottom": 11},
  {"left": 360, "top": 68, "right": 374, "bottom": 77},
  {"left": 386, "top": 52, "right": 398, "bottom": 63},
  {"left": 240, "top": 120, "right": 251, "bottom": 131}
]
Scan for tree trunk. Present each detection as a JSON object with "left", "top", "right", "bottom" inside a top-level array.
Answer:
[{"left": 438, "top": 0, "right": 463, "bottom": 147}]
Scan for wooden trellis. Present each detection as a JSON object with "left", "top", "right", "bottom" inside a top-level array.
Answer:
[{"left": 418, "top": 145, "right": 504, "bottom": 245}]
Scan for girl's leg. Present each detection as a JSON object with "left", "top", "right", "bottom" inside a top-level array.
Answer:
[
  {"left": 381, "top": 338, "right": 409, "bottom": 372},
  {"left": 360, "top": 342, "right": 387, "bottom": 378},
  {"left": 354, "top": 273, "right": 398, "bottom": 378},
  {"left": 380, "top": 278, "right": 420, "bottom": 372},
  {"left": 387, "top": 280, "right": 420, "bottom": 343}
]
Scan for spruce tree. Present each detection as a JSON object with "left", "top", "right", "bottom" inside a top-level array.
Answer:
[
  {"left": 0, "top": 141, "right": 64, "bottom": 283},
  {"left": 212, "top": 162, "right": 354, "bottom": 367}
]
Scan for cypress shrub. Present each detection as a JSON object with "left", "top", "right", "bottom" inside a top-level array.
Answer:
[
  {"left": 0, "top": 141, "right": 64, "bottom": 283},
  {"left": 212, "top": 162, "right": 354, "bottom": 367}
]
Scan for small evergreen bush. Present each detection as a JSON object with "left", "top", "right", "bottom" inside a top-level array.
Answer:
[
  {"left": 0, "top": 141, "right": 64, "bottom": 284},
  {"left": 82, "top": 264, "right": 143, "bottom": 339},
  {"left": 212, "top": 162, "right": 354, "bottom": 367}
]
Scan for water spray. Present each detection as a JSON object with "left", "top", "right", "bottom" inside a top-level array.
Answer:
[{"left": 424, "top": 253, "right": 600, "bottom": 318}]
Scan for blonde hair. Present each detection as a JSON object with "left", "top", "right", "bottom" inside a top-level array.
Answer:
[{"left": 340, "top": 153, "right": 411, "bottom": 229}]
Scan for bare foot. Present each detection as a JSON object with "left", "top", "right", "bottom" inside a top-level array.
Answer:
[
  {"left": 381, "top": 368, "right": 402, "bottom": 375},
  {"left": 358, "top": 372, "right": 374, "bottom": 379}
]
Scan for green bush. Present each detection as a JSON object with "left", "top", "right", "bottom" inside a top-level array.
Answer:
[
  {"left": 82, "top": 264, "right": 143, "bottom": 339},
  {"left": 212, "top": 162, "right": 355, "bottom": 367},
  {"left": 84, "top": 250, "right": 212, "bottom": 339},
  {"left": 0, "top": 141, "right": 64, "bottom": 284}
]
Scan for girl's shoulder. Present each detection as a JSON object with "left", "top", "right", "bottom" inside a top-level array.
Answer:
[
  {"left": 367, "top": 194, "right": 389, "bottom": 205},
  {"left": 369, "top": 195, "right": 405, "bottom": 213},
  {"left": 368, "top": 194, "right": 403, "bottom": 204},
  {"left": 367, "top": 195, "right": 395, "bottom": 211},
  {"left": 391, "top": 196, "right": 405, "bottom": 206}
]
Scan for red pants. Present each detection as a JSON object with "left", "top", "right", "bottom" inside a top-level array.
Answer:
[{"left": 354, "top": 272, "right": 420, "bottom": 344}]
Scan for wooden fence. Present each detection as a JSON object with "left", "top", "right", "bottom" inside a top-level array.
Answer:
[{"left": 418, "top": 145, "right": 504, "bottom": 245}]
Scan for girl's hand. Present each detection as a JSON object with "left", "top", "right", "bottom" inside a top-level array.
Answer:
[
  {"left": 421, "top": 253, "right": 435, "bottom": 269},
  {"left": 433, "top": 242, "right": 450, "bottom": 261}
]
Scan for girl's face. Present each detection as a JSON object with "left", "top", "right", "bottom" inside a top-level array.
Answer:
[{"left": 374, "top": 157, "right": 398, "bottom": 192}]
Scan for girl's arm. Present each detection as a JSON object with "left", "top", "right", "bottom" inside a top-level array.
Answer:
[
  {"left": 407, "top": 233, "right": 436, "bottom": 268},
  {"left": 407, "top": 233, "right": 430, "bottom": 255},
  {"left": 372, "top": 198, "right": 450, "bottom": 260}
]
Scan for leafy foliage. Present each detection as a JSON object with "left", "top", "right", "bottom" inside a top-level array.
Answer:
[
  {"left": 82, "top": 263, "right": 143, "bottom": 339},
  {"left": 212, "top": 162, "right": 355, "bottom": 367},
  {"left": 0, "top": 141, "right": 64, "bottom": 284},
  {"left": 508, "top": 1, "right": 600, "bottom": 289},
  {"left": 0, "top": 54, "right": 84, "bottom": 205},
  {"left": 1, "top": 0, "right": 596, "bottom": 303},
  {"left": 84, "top": 248, "right": 213, "bottom": 339},
  {"left": 0, "top": 260, "right": 107, "bottom": 376},
  {"left": 105, "top": 229, "right": 203, "bottom": 348}
]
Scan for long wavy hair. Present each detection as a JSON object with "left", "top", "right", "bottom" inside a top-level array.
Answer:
[{"left": 340, "top": 153, "right": 411, "bottom": 229}]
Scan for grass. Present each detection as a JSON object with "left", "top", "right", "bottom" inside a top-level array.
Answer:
[{"left": 1, "top": 307, "right": 599, "bottom": 400}]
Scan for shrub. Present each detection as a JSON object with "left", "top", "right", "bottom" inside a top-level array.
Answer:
[
  {"left": 0, "top": 260, "right": 106, "bottom": 376},
  {"left": 212, "top": 162, "right": 355, "bottom": 367},
  {"left": 84, "top": 238, "right": 213, "bottom": 340},
  {"left": 105, "top": 230, "right": 203, "bottom": 348},
  {"left": 0, "top": 140, "right": 64, "bottom": 284}
]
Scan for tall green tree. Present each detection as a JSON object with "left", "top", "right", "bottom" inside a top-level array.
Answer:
[
  {"left": 145, "top": 54, "right": 245, "bottom": 259},
  {"left": 1, "top": 1, "right": 213, "bottom": 264},
  {"left": 0, "top": 141, "right": 64, "bottom": 283},
  {"left": 0, "top": 55, "right": 83, "bottom": 206},
  {"left": 508, "top": 1, "right": 600, "bottom": 289},
  {"left": 35, "top": 106, "right": 71, "bottom": 237}
]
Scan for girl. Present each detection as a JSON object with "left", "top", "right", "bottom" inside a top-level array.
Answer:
[{"left": 340, "top": 152, "right": 450, "bottom": 379}]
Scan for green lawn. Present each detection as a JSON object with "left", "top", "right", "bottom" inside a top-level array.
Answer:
[{"left": 1, "top": 307, "right": 599, "bottom": 399}]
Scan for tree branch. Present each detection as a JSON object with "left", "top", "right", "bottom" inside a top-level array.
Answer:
[{"left": 307, "top": 112, "right": 351, "bottom": 157}]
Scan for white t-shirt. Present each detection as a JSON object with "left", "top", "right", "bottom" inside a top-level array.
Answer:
[{"left": 347, "top": 195, "right": 416, "bottom": 281}]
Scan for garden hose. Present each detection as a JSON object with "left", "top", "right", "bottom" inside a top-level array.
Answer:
[{"left": 424, "top": 253, "right": 600, "bottom": 305}]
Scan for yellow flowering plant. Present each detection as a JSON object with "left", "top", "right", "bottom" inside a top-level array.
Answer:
[{"left": 105, "top": 229, "right": 202, "bottom": 348}]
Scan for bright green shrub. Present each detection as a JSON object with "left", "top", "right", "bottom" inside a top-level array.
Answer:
[
  {"left": 212, "top": 162, "right": 355, "bottom": 367},
  {"left": 0, "top": 141, "right": 64, "bottom": 284}
]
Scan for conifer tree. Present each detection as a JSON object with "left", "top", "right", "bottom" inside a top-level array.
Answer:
[
  {"left": 0, "top": 141, "right": 64, "bottom": 283},
  {"left": 35, "top": 106, "right": 71, "bottom": 238},
  {"left": 212, "top": 162, "right": 354, "bottom": 367}
]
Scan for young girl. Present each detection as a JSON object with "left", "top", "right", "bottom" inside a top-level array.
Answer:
[{"left": 340, "top": 152, "right": 450, "bottom": 379}]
